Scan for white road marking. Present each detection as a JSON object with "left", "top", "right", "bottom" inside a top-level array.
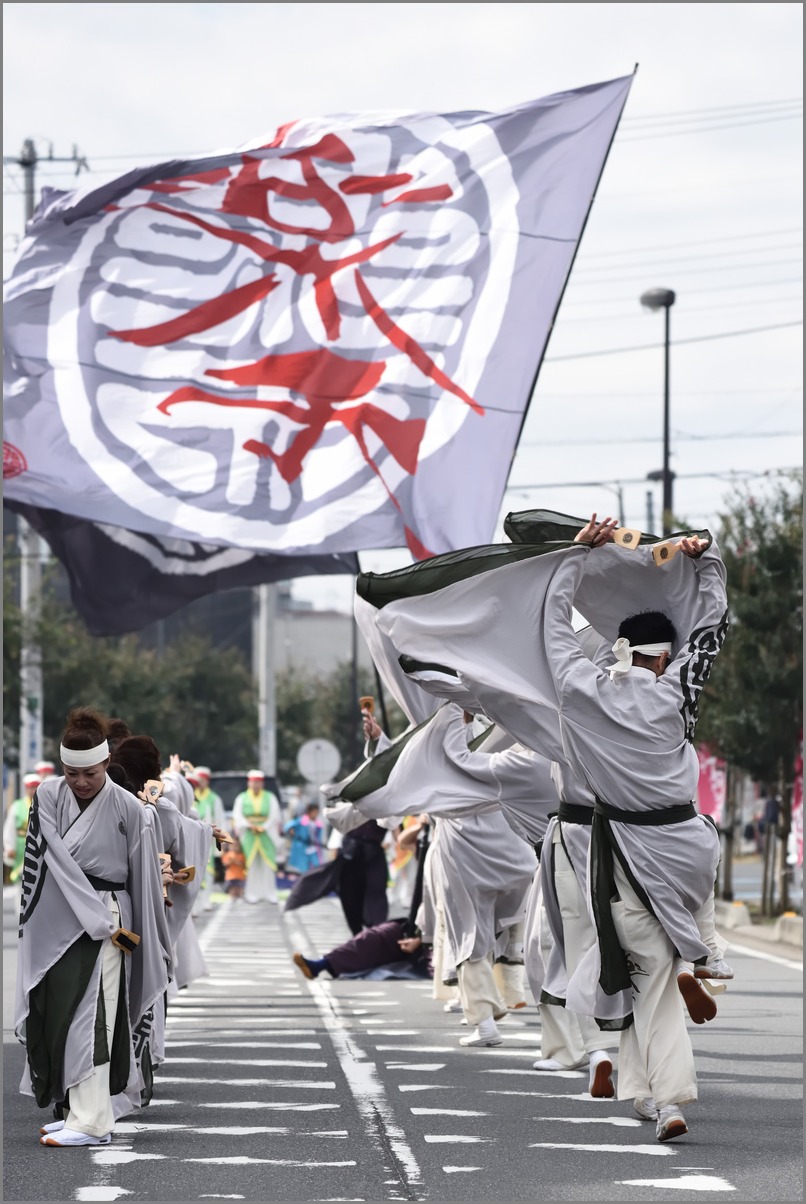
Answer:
[
  {"left": 165, "top": 1057, "right": 328, "bottom": 1067},
  {"left": 200, "top": 1102, "right": 340, "bottom": 1111},
  {"left": 114, "top": 1122, "right": 349, "bottom": 1136},
  {"left": 530, "top": 1142, "right": 676, "bottom": 1156},
  {"left": 537, "top": 1116, "right": 643, "bottom": 1127},
  {"left": 443, "top": 1167, "right": 482, "bottom": 1174},
  {"left": 358, "top": 1027, "right": 419, "bottom": 1034},
  {"left": 285, "top": 913, "right": 424, "bottom": 1195},
  {"left": 424, "top": 1135, "right": 494, "bottom": 1144},
  {"left": 397, "top": 1084, "right": 453, "bottom": 1093},
  {"left": 74, "top": 1190, "right": 133, "bottom": 1201},
  {"left": 90, "top": 1150, "right": 166, "bottom": 1165},
  {"left": 410, "top": 1108, "right": 489, "bottom": 1117},
  {"left": 482, "top": 1068, "right": 585, "bottom": 1078},
  {"left": 183, "top": 1157, "right": 357, "bottom": 1167},
  {"left": 385, "top": 1063, "right": 446, "bottom": 1072},
  {"left": 165, "top": 1040, "right": 321, "bottom": 1049},
  {"left": 375, "top": 1046, "right": 457, "bottom": 1053},
  {"left": 156, "top": 1076, "right": 336, "bottom": 1088},
  {"left": 486, "top": 1090, "right": 610, "bottom": 1101},
  {"left": 618, "top": 1174, "right": 736, "bottom": 1191},
  {"left": 727, "top": 944, "right": 802, "bottom": 971}
]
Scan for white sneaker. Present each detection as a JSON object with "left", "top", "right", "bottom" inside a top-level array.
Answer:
[
  {"left": 532, "top": 1056, "right": 588, "bottom": 1071},
  {"left": 443, "top": 999, "right": 463, "bottom": 1014},
  {"left": 694, "top": 958, "right": 734, "bottom": 980},
  {"left": 40, "top": 1126, "right": 112, "bottom": 1147},
  {"left": 459, "top": 1018, "right": 502, "bottom": 1047},
  {"left": 656, "top": 1105, "right": 688, "bottom": 1142},
  {"left": 633, "top": 1096, "right": 659, "bottom": 1122},
  {"left": 588, "top": 1051, "right": 615, "bottom": 1098}
]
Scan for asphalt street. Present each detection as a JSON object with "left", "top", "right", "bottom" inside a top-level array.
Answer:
[{"left": 3, "top": 888, "right": 802, "bottom": 1203}]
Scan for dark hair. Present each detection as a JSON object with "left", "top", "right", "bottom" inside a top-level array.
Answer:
[
  {"left": 107, "top": 717, "right": 133, "bottom": 751},
  {"left": 60, "top": 706, "right": 110, "bottom": 752},
  {"left": 617, "top": 610, "right": 677, "bottom": 646},
  {"left": 109, "top": 735, "right": 162, "bottom": 794}
]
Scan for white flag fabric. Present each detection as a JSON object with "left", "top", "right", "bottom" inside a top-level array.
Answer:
[{"left": 4, "top": 76, "right": 633, "bottom": 558}]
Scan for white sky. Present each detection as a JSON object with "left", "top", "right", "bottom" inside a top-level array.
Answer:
[{"left": 3, "top": 2, "right": 802, "bottom": 614}]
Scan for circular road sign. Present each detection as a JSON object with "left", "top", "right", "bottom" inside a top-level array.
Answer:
[{"left": 296, "top": 738, "right": 342, "bottom": 785}]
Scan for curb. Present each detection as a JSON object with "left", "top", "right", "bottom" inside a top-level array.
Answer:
[
  {"left": 715, "top": 899, "right": 803, "bottom": 953},
  {"left": 715, "top": 899, "right": 752, "bottom": 928},
  {"left": 774, "top": 914, "right": 804, "bottom": 949}
]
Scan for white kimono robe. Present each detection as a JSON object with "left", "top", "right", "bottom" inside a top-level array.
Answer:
[
  {"left": 362, "top": 532, "right": 728, "bottom": 1024},
  {"left": 15, "top": 776, "right": 171, "bottom": 1117}
]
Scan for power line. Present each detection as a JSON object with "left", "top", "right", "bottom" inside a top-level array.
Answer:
[
  {"left": 558, "top": 296, "right": 802, "bottom": 324},
  {"left": 532, "top": 388, "right": 802, "bottom": 398},
  {"left": 574, "top": 243, "right": 802, "bottom": 274},
  {"left": 519, "top": 431, "right": 802, "bottom": 449},
  {"left": 621, "top": 97, "right": 802, "bottom": 122},
  {"left": 505, "top": 467, "right": 802, "bottom": 492},
  {"left": 562, "top": 277, "right": 803, "bottom": 307},
  {"left": 568, "top": 257, "right": 800, "bottom": 287},
  {"left": 580, "top": 227, "right": 803, "bottom": 259},
  {"left": 544, "top": 319, "right": 802, "bottom": 362},
  {"left": 619, "top": 111, "right": 802, "bottom": 141}
]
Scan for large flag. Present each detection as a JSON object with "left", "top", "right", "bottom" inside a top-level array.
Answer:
[
  {"left": 4, "top": 74, "right": 634, "bottom": 564},
  {"left": 4, "top": 499, "right": 358, "bottom": 636}
]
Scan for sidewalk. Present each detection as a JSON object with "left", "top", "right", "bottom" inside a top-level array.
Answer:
[{"left": 714, "top": 898, "right": 803, "bottom": 961}]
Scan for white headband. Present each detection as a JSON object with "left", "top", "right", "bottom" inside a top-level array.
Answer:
[
  {"left": 59, "top": 740, "right": 110, "bottom": 767},
  {"left": 609, "top": 638, "right": 672, "bottom": 680}
]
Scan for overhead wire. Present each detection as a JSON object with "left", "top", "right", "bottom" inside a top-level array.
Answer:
[{"left": 544, "top": 319, "right": 802, "bottom": 362}]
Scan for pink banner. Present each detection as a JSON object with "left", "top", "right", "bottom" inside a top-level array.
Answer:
[{"left": 697, "top": 745, "right": 727, "bottom": 826}]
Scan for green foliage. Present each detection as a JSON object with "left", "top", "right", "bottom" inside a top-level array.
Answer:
[
  {"left": 4, "top": 556, "right": 259, "bottom": 770},
  {"left": 697, "top": 474, "right": 803, "bottom": 789},
  {"left": 276, "top": 660, "right": 408, "bottom": 785},
  {"left": 4, "top": 548, "right": 410, "bottom": 781}
]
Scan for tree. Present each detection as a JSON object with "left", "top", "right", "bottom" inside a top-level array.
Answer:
[
  {"left": 275, "top": 660, "right": 409, "bottom": 786},
  {"left": 4, "top": 553, "right": 259, "bottom": 771},
  {"left": 275, "top": 669, "right": 318, "bottom": 785},
  {"left": 696, "top": 474, "right": 803, "bottom": 913}
]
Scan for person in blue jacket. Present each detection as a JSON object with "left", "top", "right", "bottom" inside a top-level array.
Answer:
[{"left": 284, "top": 802, "right": 326, "bottom": 877}]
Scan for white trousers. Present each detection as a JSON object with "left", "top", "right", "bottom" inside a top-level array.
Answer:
[
  {"left": 540, "top": 832, "right": 617, "bottom": 1064},
  {"left": 457, "top": 950, "right": 524, "bottom": 1026},
  {"left": 66, "top": 899, "right": 123, "bottom": 1137},
  {"left": 431, "top": 903, "right": 459, "bottom": 1002},
  {"left": 244, "top": 858, "right": 277, "bottom": 904},
  {"left": 610, "top": 859, "right": 697, "bottom": 1110}
]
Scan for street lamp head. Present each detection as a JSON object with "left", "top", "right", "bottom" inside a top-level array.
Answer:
[{"left": 640, "top": 287, "right": 676, "bottom": 311}]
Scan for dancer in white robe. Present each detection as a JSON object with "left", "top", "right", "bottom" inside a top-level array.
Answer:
[
  {"left": 325, "top": 705, "right": 552, "bottom": 1047},
  {"left": 161, "top": 764, "right": 213, "bottom": 992},
  {"left": 358, "top": 510, "right": 730, "bottom": 1141},
  {"left": 16, "top": 707, "right": 171, "bottom": 1148},
  {"left": 108, "top": 737, "right": 217, "bottom": 1094}
]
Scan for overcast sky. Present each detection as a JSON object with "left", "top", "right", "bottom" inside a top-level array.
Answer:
[{"left": 3, "top": 2, "right": 802, "bottom": 613}]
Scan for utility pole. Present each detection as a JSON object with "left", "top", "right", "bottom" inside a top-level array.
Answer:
[
  {"left": 4, "top": 139, "right": 88, "bottom": 772},
  {"left": 256, "top": 583, "right": 278, "bottom": 778}
]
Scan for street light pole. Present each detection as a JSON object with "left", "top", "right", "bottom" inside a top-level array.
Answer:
[
  {"left": 662, "top": 301, "right": 673, "bottom": 532},
  {"left": 640, "top": 287, "right": 676, "bottom": 537}
]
